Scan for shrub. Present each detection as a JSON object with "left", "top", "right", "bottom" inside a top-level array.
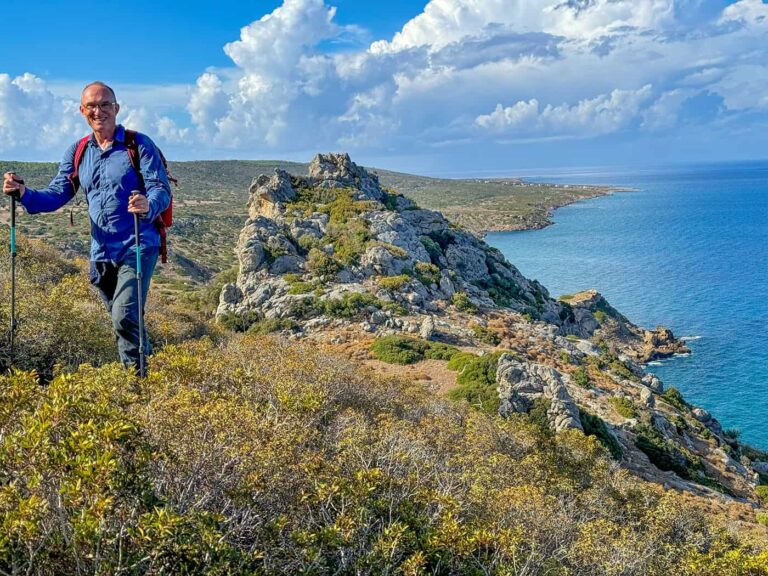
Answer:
[
  {"left": 528, "top": 397, "right": 553, "bottom": 435},
  {"left": 661, "top": 387, "right": 688, "bottom": 411},
  {"left": 580, "top": 410, "right": 623, "bottom": 460},
  {"left": 593, "top": 309, "right": 608, "bottom": 324},
  {"left": 609, "top": 396, "right": 639, "bottom": 419},
  {"left": 217, "top": 310, "right": 262, "bottom": 332},
  {"left": 306, "top": 247, "right": 340, "bottom": 277},
  {"left": 634, "top": 423, "right": 702, "bottom": 480},
  {"left": 370, "top": 335, "right": 458, "bottom": 365},
  {"left": 320, "top": 292, "right": 380, "bottom": 318},
  {"left": 419, "top": 235, "right": 442, "bottom": 263},
  {"left": 452, "top": 291, "right": 478, "bottom": 313},
  {"left": 370, "top": 335, "right": 428, "bottom": 364},
  {"left": 423, "top": 341, "right": 459, "bottom": 361},
  {"left": 572, "top": 366, "right": 592, "bottom": 389},
  {"left": 378, "top": 275, "right": 411, "bottom": 290},
  {"left": 247, "top": 318, "right": 296, "bottom": 335},
  {"left": 756, "top": 486, "right": 768, "bottom": 506},
  {"left": 608, "top": 359, "right": 637, "bottom": 381},
  {"left": 757, "top": 513, "right": 768, "bottom": 528},
  {"left": 447, "top": 352, "right": 503, "bottom": 414},
  {"left": 414, "top": 261, "right": 440, "bottom": 286},
  {"left": 471, "top": 324, "right": 502, "bottom": 346},
  {"left": 0, "top": 236, "right": 116, "bottom": 379},
  {"left": 0, "top": 335, "right": 766, "bottom": 574}
]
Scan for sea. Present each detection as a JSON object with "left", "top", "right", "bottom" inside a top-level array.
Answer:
[{"left": 484, "top": 161, "right": 768, "bottom": 450}]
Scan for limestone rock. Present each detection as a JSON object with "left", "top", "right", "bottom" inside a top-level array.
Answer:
[
  {"left": 420, "top": 316, "right": 436, "bottom": 340},
  {"left": 248, "top": 169, "right": 296, "bottom": 219},
  {"left": 497, "top": 355, "right": 583, "bottom": 433},
  {"left": 308, "top": 152, "right": 385, "bottom": 202},
  {"left": 642, "top": 373, "right": 664, "bottom": 393}
]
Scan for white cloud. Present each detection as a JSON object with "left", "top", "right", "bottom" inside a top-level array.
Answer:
[
  {"left": 475, "top": 85, "right": 654, "bottom": 137},
  {"left": 719, "top": 0, "right": 768, "bottom": 27},
  {"left": 0, "top": 73, "right": 82, "bottom": 156},
  {"left": 3, "top": 0, "right": 768, "bottom": 167}
]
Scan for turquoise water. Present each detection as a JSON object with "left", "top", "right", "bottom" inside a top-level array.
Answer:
[{"left": 486, "top": 161, "right": 768, "bottom": 449}]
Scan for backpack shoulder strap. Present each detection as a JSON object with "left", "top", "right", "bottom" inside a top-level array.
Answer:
[
  {"left": 67, "top": 135, "right": 91, "bottom": 192},
  {"left": 125, "top": 129, "right": 178, "bottom": 187},
  {"left": 124, "top": 129, "right": 145, "bottom": 190}
]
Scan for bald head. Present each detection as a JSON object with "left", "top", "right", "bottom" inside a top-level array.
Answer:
[{"left": 82, "top": 81, "right": 116, "bottom": 102}]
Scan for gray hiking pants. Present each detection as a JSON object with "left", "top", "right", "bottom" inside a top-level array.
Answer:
[{"left": 89, "top": 248, "right": 158, "bottom": 371}]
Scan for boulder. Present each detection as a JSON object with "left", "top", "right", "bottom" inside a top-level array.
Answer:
[
  {"left": 497, "top": 355, "right": 583, "bottom": 433},
  {"left": 248, "top": 169, "right": 296, "bottom": 219}
]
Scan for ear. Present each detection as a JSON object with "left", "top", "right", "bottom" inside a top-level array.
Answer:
[{"left": 114, "top": 102, "right": 120, "bottom": 116}]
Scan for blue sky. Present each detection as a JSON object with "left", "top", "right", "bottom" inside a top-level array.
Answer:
[{"left": 1, "top": 0, "right": 766, "bottom": 174}]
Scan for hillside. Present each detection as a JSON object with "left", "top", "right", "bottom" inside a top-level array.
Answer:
[
  {"left": 1, "top": 153, "right": 768, "bottom": 573},
  {"left": 0, "top": 158, "right": 614, "bottom": 293}
]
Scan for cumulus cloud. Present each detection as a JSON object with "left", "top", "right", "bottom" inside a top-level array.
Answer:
[
  {"left": 187, "top": 0, "right": 348, "bottom": 150},
  {"left": 3, "top": 0, "right": 768, "bottom": 166},
  {"left": 475, "top": 85, "right": 654, "bottom": 138},
  {"left": 0, "top": 73, "right": 82, "bottom": 157}
]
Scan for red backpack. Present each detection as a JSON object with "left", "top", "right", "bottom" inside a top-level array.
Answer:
[{"left": 68, "top": 130, "right": 177, "bottom": 263}]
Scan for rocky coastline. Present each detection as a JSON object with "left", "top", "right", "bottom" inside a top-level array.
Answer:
[{"left": 216, "top": 152, "right": 768, "bottom": 504}]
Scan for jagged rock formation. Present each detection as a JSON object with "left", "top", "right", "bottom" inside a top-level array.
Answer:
[
  {"left": 497, "top": 355, "right": 583, "bottom": 433},
  {"left": 218, "top": 153, "right": 567, "bottom": 327},
  {"left": 563, "top": 290, "right": 690, "bottom": 362}
]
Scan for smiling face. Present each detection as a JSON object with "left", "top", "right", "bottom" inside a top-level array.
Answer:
[{"left": 80, "top": 84, "right": 119, "bottom": 136}]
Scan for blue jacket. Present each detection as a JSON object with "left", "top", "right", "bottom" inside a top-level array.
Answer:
[{"left": 21, "top": 125, "right": 172, "bottom": 264}]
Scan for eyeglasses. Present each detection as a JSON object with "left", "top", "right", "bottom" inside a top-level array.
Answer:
[{"left": 83, "top": 101, "right": 116, "bottom": 112}]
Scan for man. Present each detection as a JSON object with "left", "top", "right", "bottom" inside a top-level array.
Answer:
[{"left": 2, "top": 81, "right": 171, "bottom": 373}]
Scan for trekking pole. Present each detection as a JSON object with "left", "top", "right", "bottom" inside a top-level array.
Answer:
[
  {"left": 131, "top": 192, "right": 146, "bottom": 378},
  {"left": 8, "top": 173, "right": 23, "bottom": 366}
]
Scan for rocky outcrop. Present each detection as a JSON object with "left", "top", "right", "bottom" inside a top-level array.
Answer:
[
  {"left": 562, "top": 290, "right": 689, "bottom": 363},
  {"left": 497, "top": 355, "right": 583, "bottom": 433},
  {"left": 217, "top": 153, "right": 565, "bottom": 326}
]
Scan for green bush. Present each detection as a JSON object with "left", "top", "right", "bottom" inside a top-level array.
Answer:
[
  {"left": 756, "top": 486, "right": 768, "bottom": 506},
  {"left": 609, "top": 396, "right": 639, "bottom": 419},
  {"left": 608, "top": 359, "right": 637, "bottom": 381},
  {"left": 471, "top": 324, "right": 502, "bottom": 346},
  {"left": 447, "top": 352, "right": 503, "bottom": 414},
  {"left": 580, "top": 410, "right": 623, "bottom": 460},
  {"left": 572, "top": 366, "right": 592, "bottom": 389},
  {"left": 370, "top": 335, "right": 458, "bottom": 365},
  {"left": 288, "top": 281, "right": 314, "bottom": 295},
  {"left": 634, "top": 423, "right": 702, "bottom": 480},
  {"left": 528, "top": 397, "right": 553, "bottom": 435},
  {"left": 452, "top": 291, "right": 478, "bottom": 313},
  {"left": 320, "top": 292, "right": 380, "bottom": 318},
  {"left": 423, "top": 341, "right": 460, "bottom": 361},
  {"left": 306, "top": 247, "right": 340, "bottom": 277},
  {"left": 593, "top": 310, "right": 608, "bottom": 324},
  {"left": 419, "top": 235, "right": 442, "bottom": 263},
  {"left": 414, "top": 261, "right": 440, "bottom": 286},
  {"left": 378, "top": 275, "right": 411, "bottom": 290},
  {"left": 217, "top": 310, "right": 262, "bottom": 332},
  {"left": 661, "top": 387, "right": 688, "bottom": 411}
]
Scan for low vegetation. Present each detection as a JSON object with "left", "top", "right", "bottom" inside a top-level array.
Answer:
[
  {"left": 370, "top": 335, "right": 458, "bottom": 365},
  {"left": 1, "top": 222, "right": 768, "bottom": 574}
]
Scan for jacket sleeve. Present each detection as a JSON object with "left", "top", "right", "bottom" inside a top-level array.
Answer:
[
  {"left": 136, "top": 134, "right": 171, "bottom": 222},
  {"left": 20, "top": 142, "right": 78, "bottom": 214}
]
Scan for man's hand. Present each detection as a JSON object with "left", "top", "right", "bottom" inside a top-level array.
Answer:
[
  {"left": 2, "top": 172, "right": 26, "bottom": 198},
  {"left": 128, "top": 192, "right": 149, "bottom": 214}
]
